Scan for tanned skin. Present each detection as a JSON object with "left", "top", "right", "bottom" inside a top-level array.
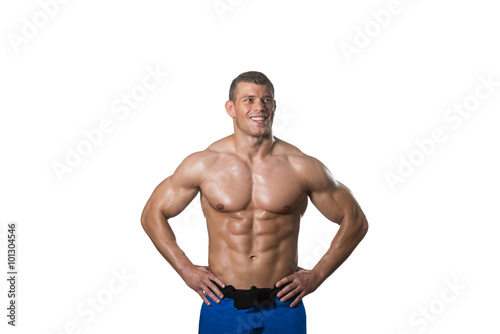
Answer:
[{"left": 141, "top": 82, "right": 368, "bottom": 308}]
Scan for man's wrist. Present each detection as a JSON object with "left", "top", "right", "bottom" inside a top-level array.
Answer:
[
  {"left": 177, "top": 260, "right": 195, "bottom": 277},
  {"left": 311, "top": 265, "right": 329, "bottom": 286}
]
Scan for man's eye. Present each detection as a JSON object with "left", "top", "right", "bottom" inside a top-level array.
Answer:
[
  {"left": 264, "top": 99, "right": 273, "bottom": 103},
  {"left": 245, "top": 99, "right": 253, "bottom": 102}
]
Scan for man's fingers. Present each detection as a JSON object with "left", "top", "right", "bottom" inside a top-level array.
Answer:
[
  {"left": 197, "top": 290, "right": 211, "bottom": 306},
  {"left": 198, "top": 286, "right": 221, "bottom": 305},
  {"left": 289, "top": 292, "right": 305, "bottom": 308},
  {"left": 204, "top": 288, "right": 221, "bottom": 304},
  {"left": 279, "top": 285, "right": 300, "bottom": 302},
  {"left": 276, "top": 281, "right": 295, "bottom": 298},
  {"left": 203, "top": 272, "right": 225, "bottom": 298},
  {"left": 276, "top": 275, "right": 293, "bottom": 288},
  {"left": 206, "top": 281, "right": 224, "bottom": 299},
  {"left": 208, "top": 273, "right": 226, "bottom": 290}
]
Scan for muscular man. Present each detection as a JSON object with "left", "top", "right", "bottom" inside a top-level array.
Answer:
[{"left": 141, "top": 71, "right": 368, "bottom": 333}]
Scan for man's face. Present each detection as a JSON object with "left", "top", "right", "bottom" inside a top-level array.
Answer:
[{"left": 226, "top": 82, "right": 276, "bottom": 137}]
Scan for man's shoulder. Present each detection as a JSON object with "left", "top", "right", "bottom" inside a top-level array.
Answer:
[
  {"left": 274, "top": 138, "right": 332, "bottom": 187},
  {"left": 181, "top": 136, "right": 231, "bottom": 166},
  {"left": 273, "top": 138, "right": 322, "bottom": 169},
  {"left": 205, "top": 135, "right": 233, "bottom": 154}
]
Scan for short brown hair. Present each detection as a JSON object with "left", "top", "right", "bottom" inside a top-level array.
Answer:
[{"left": 229, "top": 71, "right": 274, "bottom": 102}]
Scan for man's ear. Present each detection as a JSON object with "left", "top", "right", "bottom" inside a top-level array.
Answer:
[{"left": 225, "top": 100, "right": 235, "bottom": 118}]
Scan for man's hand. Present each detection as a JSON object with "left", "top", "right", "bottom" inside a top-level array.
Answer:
[
  {"left": 180, "top": 265, "right": 226, "bottom": 306},
  {"left": 275, "top": 267, "right": 320, "bottom": 308}
]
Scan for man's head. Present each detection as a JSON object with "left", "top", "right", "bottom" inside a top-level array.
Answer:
[
  {"left": 225, "top": 71, "right": 276, "bottom": 138},
  {"left": 229, "top": 71, "right": 274, "bottom": 102}
]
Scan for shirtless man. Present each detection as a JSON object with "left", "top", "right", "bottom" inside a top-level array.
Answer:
[{"left": 141, "top": 71, "right": 368, "bottom": 333}]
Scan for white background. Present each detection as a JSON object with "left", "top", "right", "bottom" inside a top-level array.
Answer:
[{"left": 1, "top": 0, "right": 499, "bottom": 333}]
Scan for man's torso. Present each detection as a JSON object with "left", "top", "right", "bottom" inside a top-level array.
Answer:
[{"left": 197, "top": 137, "right": 311, "bottom": 289}]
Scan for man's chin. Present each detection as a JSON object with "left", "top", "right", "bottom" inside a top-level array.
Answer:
[{"left": 251, "top": 130, "right": 272, "bottom": 138}]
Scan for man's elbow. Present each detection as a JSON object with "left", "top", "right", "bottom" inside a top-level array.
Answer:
[
  {"left": 346, "top": 209, "right": 368, "bottom": 242},
  {"left": 358, "top": 216, "right": 368, "bottom": 240},
  {"left": 141, "top": 217, "right": 149, "bottom": 234},
  {"left": 141, "top": 204, "right": 170, "bottom": 236},
  {"left": 140, "top": 207, "right": 153, "bottom": 234}
]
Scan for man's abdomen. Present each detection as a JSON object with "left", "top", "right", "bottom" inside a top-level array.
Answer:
[{"left": 207, "top": 216, "right": 300, "bottom": 289}]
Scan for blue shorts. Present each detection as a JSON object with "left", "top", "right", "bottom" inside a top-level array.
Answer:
[{"left": 199, "top": 295, "right": 307, "bottom": 334}]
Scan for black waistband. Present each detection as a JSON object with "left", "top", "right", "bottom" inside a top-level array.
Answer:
[{"left": 213, "top": 282, "right": 285, "bottom": 309}]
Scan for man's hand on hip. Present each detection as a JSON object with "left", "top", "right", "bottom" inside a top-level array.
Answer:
[
  {"left": 180, "top": 265, "right": 226, "bottom": 306},
  {"left": 275, "top": 267, "right": 320, "bottom": 308}
]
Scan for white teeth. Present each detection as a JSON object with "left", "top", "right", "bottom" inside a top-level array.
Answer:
[{"left": 251, "top": 117, "right": 265, "bottom": 121}]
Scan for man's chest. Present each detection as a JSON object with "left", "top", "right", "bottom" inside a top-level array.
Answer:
[{"left": 200, "top": 156, "right": 307, "bottom": 214}]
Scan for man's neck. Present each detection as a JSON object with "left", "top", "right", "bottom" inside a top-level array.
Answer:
[{"left": 231, "top": 131, "right": 275, "bottom": 161}]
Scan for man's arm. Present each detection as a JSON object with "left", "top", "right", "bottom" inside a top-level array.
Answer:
[
  {"left": 276, "top": 157, "right": 368, "bottom": 307},
  {"left": 141, "top": 152, "right": 225, "bottom": 306}
]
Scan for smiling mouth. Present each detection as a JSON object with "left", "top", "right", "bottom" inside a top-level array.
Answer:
[{"left": 250, "top": 116, "right": 268, "bottom": 122}]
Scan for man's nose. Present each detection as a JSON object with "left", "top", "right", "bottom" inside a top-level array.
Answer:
[{"left": 254, "top": 99, "right": 265, "bottom": 111}]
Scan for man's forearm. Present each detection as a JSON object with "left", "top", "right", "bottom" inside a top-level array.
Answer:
[
  {"left": 312, "top": 215, "right": 368, "bottom": 284},
  {"left": 142, "top": 214, "right": 226, "bottom": 305},
  {"left": 142, "top": 216, "right": 194, "bottom": 275}
]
